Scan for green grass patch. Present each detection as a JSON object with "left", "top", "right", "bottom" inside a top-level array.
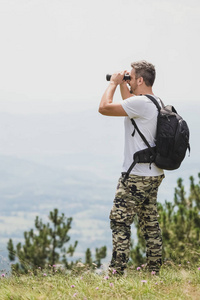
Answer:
[{"left": 1, "top": 263, "right": 200, "bottom": 300}]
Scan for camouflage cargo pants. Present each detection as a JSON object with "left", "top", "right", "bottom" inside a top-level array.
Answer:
[{"left": 109, "top": 173, "right": 164, "bottom": 273}]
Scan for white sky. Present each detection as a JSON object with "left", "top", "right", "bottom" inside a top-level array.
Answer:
[{"left": 0, "top": 0, "right": 200, "bottom": 114}]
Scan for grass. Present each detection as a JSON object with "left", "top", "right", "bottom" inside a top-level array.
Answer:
[{"left": 1, "top": 263, "right": 200, "bottom": 300}]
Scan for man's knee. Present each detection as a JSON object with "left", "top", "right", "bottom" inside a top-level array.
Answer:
[
  {"left": 110, "top": 219, "right": 131, "bottom": 239},
  {"left": 110, "top": 219, "right": 130, "bottom": 230}
]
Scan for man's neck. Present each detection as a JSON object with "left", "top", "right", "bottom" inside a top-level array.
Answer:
[{"left": 135, "top": 87, "right": 154, "bottom": 96}]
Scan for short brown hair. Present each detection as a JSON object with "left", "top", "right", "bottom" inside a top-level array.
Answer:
[{"left": 131, "top": 60, "right": 156, "bottom": 86}]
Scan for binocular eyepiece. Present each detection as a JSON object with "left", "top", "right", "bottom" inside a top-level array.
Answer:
[{"left": 106, "top": 74, "right": 131, "bottom": 81}]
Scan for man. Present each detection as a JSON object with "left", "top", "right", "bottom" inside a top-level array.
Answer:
[{"left": 99, "top": 60, "right": 164, "bottom": 274}]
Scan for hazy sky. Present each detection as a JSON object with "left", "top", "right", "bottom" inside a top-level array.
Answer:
[{"left": 0, "top": 0, "right": 199, "bottom": 114}]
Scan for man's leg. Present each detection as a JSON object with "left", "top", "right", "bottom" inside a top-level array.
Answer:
[
  {"left": 109, "top": 220, "right": 131, "bottom": 273},
  {"left": 109, "top": 176, "right": 136, "bottom": 273},
  {"left": 138, "top": 175, "right": 164, "bottom": 273}
]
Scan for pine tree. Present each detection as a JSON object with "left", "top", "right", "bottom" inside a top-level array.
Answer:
[
  {"left": 85, "top": 248, "right": 93, "bottom": 266},
  {"left": 84, "top": 246, "right": 107, "bottom": 268},
  {"left": 7, "top": 208, "right": 78, "bottom": 273},
  {"left": 95, "top": 246, "right": 107, "bottom": 268},
  {"left": 160, "top": 174, "right": 200, "bottom": 263}
]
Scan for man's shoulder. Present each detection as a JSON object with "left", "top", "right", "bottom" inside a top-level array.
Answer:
[
  {"left": 123, "top": 95, "right": 151, "bottom": 110},
  {"left": 123, "top": 95, "right": 147, "bottom": 105},
  {"left": 127, "top": 95, "right": 147, "bottom": 100},
  {"left": 128, "top": 95, "right": 154, "bottom": 104},
  {"left": 121, "top": 95, "right": 149, "bottom": 119}
]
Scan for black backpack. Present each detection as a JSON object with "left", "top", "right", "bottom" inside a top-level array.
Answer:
[{"left": 122, "top": 94, "right": 190, "bottom": 184}]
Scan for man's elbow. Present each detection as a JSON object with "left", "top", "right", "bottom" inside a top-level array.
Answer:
[{"left": 98, "top": 106, "right": 107, "bottom": 115}]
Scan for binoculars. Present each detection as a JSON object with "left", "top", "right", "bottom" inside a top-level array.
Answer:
[{"left": 106, "top": 74, "right": 131, "bottom": 81}]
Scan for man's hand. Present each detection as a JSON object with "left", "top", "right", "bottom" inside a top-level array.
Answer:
[{"left": 110, "top": 70, "right": 127, "bottom": 86}]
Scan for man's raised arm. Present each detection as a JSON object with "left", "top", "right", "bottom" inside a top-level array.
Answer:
[{"left": 98, "top": 71, "right": 128, "bottom": 117}]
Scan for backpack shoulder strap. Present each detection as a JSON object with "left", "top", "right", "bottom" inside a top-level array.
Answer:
[
  {"left": 131, "top": 118, "right": 153, "bottom": 152},
  {"left": 145, "top": 94, "right": 163, "bottom": 111}
]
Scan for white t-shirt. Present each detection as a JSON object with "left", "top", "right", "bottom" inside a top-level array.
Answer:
[{"left": 120, "top": 95, "right": 164, "bottom": 176}]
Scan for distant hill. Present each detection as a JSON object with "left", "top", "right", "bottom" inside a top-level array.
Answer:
[{"left": 0, "top": 154, "right": 115, "bottom": 260}]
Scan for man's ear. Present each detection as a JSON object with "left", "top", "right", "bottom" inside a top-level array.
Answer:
[{"left": 137, "top": 77, "right": 143, "bottom": 85}]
